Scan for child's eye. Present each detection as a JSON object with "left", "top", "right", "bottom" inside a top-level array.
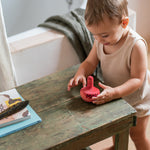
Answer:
[{"left": 102, "top": 35, "right": 109, "bottom": 38}]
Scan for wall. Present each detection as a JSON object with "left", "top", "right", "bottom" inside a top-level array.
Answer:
[
  {"left": 128, "top": 0, "right": 150, "bottom": 41},
  {"left": 1, "top": 0, "right": 84, "bottom": 36},
  {"left": 2, "top": 0, "right": 150, "bottom": 40}
]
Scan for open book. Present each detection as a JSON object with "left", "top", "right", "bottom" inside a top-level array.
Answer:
[{"left": 0, "top": 89, "right": 30, "bottom": 128}]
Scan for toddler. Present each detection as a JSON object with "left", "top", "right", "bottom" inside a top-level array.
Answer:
[{"left": 68, "top": 0, "right": 150, "bottom": 149}]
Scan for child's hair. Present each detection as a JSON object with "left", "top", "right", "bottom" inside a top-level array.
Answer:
[{"left": 85, "top": 0, "right": 128, "bottom": 26}]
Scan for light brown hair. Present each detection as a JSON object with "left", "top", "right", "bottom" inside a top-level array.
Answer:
[{"left": 85, "top": 0, "right": 128, "bottom": 26}]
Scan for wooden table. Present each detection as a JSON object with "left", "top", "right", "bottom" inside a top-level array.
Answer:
[{"left": 0, "top": 65, "right": 136, "bottom": 150}]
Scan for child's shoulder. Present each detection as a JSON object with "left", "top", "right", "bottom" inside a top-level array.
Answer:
[
  {"left": 128, "top": 28, "right": 144, "bottom": 41},
  {"left": 127, "top": 27, "right": 147, "bottom": 48}
]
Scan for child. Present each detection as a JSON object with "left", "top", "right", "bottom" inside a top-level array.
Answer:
[{"left": 67, "top": 0, "right": 150, "bottom": 149}]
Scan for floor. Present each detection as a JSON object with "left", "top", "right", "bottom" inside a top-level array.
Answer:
[{"left": 89, "top": 52, "right": 150, "bottom": 150}]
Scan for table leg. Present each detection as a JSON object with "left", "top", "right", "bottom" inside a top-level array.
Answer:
[{"left": 115, "top": 128, "right": 130, "bottom": 150}]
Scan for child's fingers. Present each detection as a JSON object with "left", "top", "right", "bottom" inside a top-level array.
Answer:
[
  {"left": 98, "top": 82, "right": 108, "bottom": 89},
  {"left": 92, "top": 94, "right": 106, "bottom": 105},
  {"left": 67, "top": 84, "right": 72, "bottom": 91},
  {"left": 92, "top": 90, "right": 107, "bottom": 104},
  {"left": 82, "top": 77, "right": 86, "bottom": 87},
  {"left": 67, "top": 78, "right": 75, "bottom": 91},
  {"left": 92, "top": 99, "right": 105, "bottom": 105},
  {"left": 92, "top": 92, "right": 105, "bottom": 100},
  {"left": 75, "top": 77, "right": 80, "bottom": 86},
  {"left": 68, "top": 76, "right": 86, "bottom": 91},
  {"left": 75, "top": 76, "right": 86, "bottom": 87}
]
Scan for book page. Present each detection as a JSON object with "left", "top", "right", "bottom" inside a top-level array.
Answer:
[{"left": 0, "top": 89, "right": 30, "bottom": 128}]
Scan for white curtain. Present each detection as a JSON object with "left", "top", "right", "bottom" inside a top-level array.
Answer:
[{"left": 0, "top": 1, "right": 16, "bottom": 91}]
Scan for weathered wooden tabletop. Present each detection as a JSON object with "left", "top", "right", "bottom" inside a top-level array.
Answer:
[{"left": 0, "top": 65, "right": 136, "bottom": 150}]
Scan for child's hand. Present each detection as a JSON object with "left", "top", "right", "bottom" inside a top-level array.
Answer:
[
  {"left": 92, "top": 82, "right": 116, "bottom": 105},
  {"left": 67, "top": 75, "right": 86, "bottom": 91}
]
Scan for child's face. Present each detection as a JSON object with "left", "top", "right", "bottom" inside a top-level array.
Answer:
[{"left": 86, "top": 15, "right": 125, "bottom": 46}]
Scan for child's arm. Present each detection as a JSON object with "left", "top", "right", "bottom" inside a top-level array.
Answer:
[
  {"left": 68, "top": 40, "right": 99, "bottom": 91},
  {"left": 92, "top": 40, "right": 148, "bottom": 104}
]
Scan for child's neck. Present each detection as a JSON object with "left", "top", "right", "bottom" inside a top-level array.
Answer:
[{"left": 104, "top": 28, "right": 129, "bottom": 54}]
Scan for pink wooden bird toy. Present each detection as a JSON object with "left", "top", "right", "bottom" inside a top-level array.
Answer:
[{"left": 80, "top": 76, "right": 100, "bottom": 102}]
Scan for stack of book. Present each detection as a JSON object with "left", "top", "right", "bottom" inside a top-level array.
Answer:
[{"left": 0, "top": 89, "right": 42, "bottom": 137}]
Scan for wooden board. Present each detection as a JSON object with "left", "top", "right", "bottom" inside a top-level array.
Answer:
[{"left": 0, "top": 65, "right": 136, "bottom": 150}]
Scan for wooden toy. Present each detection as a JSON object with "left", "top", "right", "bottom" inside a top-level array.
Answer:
[{"left": 80, "top": 76, "right": 100, "bottom": 102}]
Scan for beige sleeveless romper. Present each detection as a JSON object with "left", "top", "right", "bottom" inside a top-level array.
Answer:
[{"left": 96, "top": 28, "right": 150, "bottom": 117}]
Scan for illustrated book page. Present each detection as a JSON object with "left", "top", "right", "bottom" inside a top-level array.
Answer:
[
  {"left": 0, "top": 88, "right": 42, "bottom": 137},
  {"left": 0, "top": 89, "right": 30, "bottom": 128}
]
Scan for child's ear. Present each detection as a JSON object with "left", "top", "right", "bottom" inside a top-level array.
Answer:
[{"left": 121, "top": 17, "right": 129, "bottom": 29}]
